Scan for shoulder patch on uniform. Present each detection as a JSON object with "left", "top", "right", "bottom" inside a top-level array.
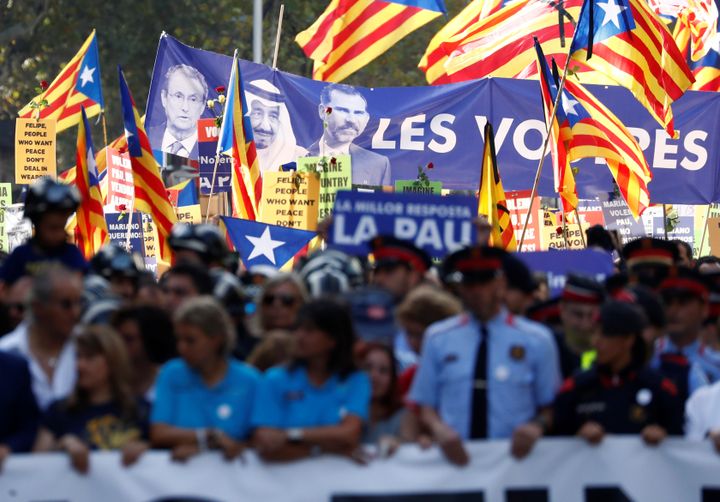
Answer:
[
  {"left": 509, "top": 345, "right": 526, "bottom": 361},
  {"left": 559, "top": 377, "right": 576, "bottom": 393},
  {"left": 505, "top": 313, "right": 515, "bottom": 326},
  {"left": 660, "top": 378, "right": 678, "bottom": 397}
]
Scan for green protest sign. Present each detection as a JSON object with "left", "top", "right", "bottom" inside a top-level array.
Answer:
[
  {"left": 395, "top": 180, "right": 442, "bottom": 195},
  {"left": 297, "top": 154, "right": 352, "bottom": 220}
]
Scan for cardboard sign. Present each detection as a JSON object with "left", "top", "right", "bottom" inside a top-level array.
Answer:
[
  {"left": 330, "top": 190, "right": 477, "bottom": 258},
  {"left": 395, "top": 180, "right": 443, "bottom": 195},
  {"left": 694, "top": 204, "right": 720, "bottom": 257},
  {"left": 708, "top": 217, "right": 720, "bottom": 257},
  {"left": 259, "top": 172, "right": 319, "bottom": 230},
  {"left": 0, "top": 183, "right": 12, "bottom": 253},
  {"left": 106, "top": 147, "right": 134, "bottom": 209},
  {"left": 15, "top": 118, "right": 57, "bottom": 183},
  {"left": 175, "top": 204, "right": 202, "bottom": 224},
  {"left": 297, "top": 155, "right": 351, "bottom": 221},
  {"left": 197, "top": 118, "right": 232, "bottom": 194},
  {"left": 601, "top": 198, "right": 646, "bottom": 244},
  {"left": 105, "top": 212, "right": 145, "bottom": 256},
  {"left": 506, "top": 190, "right": 541, "bottom": 252},
  {"left": 518, "top": 249, "right": 615, "bottom": 297}
]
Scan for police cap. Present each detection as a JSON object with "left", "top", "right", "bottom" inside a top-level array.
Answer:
[{"left": 370, "top": 235, "right": 432, "bottom": 274}]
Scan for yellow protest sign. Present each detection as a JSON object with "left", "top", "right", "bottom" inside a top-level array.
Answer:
[
  {"left": 176, "top": 205, "right": 202, "bottom": 224},
  {"left": 142, "top": 213, "right": 158, "bottom": 260},
  {"left": 259, "top": 172, "right": 319, "bottom": 230},
  {"left": 15, "top": 118, "right": 57, "bottom": 183},
  {"left": 540, "top": 209, "right": 585, "bottom": 250}
]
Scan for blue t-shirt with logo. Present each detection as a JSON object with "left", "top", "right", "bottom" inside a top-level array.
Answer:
[
  {"left": 151, "top": 358, "right": 260, "bottom": 440},
  {"left": 252, "top": 365, "right": 370, "bottom": 429}
]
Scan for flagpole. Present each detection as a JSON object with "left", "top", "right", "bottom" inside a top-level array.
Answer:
[
  {"left": 662, "top": 204, "right": 669, "bottom": 239},
  {"left": 272, "top": 4, "right": 286, "bottom": 70},
  {"left": 561, "top": 207, "right": 570, "bottom": 248},
  {"left": 574, "top": 208, "right": 587, "bottom": 247},
  {"left": 124, "top": 206, "right": 135, "bottom": 252},
  {"left": 698, "top": 204, "right": 712, "bottom": 257},
  {"left": 518, "top": 59, "right": 572, "bottom": 248},
  {"left": 101, "top": 111, "right": 109, "bottom": 151}
]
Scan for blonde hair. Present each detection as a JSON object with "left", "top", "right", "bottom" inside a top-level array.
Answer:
[
  {"left": 247, "top": 330, "right": 295, "bottom": 372},
  {"left": 396, "top": 285, "right": 463, "bottom": 329},
  {"left": 174, "top": 296, "right": 236, "bottom": 357}
]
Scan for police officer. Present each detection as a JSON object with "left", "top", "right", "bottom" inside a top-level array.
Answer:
[
  {"left": 409, "top": 246, "right": 560, "bottom": 464},
  {"left": 622, "top": 237, "right": 679, "bottom": 289},
  {"left": 88, "top": 243, "right": 144, "bottom": 301},
  {"left": 0, "top": 177, "right": 86, "bottom": 285},
  {"left": 553, "top": 301, "right": 683, "bottom": 444},
  {"left": 555, "top": 274, "right": 606, "bottom": 378},
  {"left": 652, "top": 267, "right": 720, "bottom": 398}
]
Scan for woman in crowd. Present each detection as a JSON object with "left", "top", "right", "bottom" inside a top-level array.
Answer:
[
  {"left": 252, "top": 299, "right": 370, "bottom": 462},
  {"left": 34, "top": 325, "right": 150, "bottom": 473},
  {"left": 359, "top": 344, "right": 405, "bottom": 450},
  {"left": 253, "top": 273, "right": 309, "bottom": 336},
  {"left": 111, "top": 305, "right": 176, "bottom": 402},
  {"left": 150, "top": 297, "right": 260, "bottom": 462},
  {"left": 247, "top": 330, "right": 295, "bottom": 372}
]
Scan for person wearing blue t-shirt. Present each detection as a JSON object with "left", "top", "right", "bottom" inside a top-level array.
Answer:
[
  {"left": 151, "top": 297, "right": 260, "bottom": 462},
  {"left": 252, "top": 299, "right": 370, "bottom": 462},
  {"left": 0, "top": 177, "right": 87, "bottom": 286}
]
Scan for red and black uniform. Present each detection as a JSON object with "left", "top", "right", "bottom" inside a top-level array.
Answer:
[{"left": 552, "top": 365, "right": 684, "bottom": 436}]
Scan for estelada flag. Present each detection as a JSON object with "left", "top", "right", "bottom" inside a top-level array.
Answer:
[{"left": 19, "top": 30, "right": 104, "bottom": 132}]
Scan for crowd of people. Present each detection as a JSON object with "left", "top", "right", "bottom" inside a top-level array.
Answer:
[{"left": 1, "top": 177, "right": 720, "bottom": 475}]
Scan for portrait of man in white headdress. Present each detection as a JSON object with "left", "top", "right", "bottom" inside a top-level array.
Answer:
[{"left": 244, "top": 79, "right": 307, "bottom": 174}]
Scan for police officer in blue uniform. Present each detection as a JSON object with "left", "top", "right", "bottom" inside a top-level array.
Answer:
[
  {"left": 409, "top": 246, "right": 561, "bottom": 465},
  {"left": 651, "top": 267, "right": 720, "bottom": 399}
]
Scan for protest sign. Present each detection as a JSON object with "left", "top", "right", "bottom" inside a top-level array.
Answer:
[
  {"left": 517, "top": 249, "right": 615, "bottom": 297},
  {"left": 602, "top": 198, "right": 646, "bottom": 244},
  {"left": 14, "top": 118, "right": 56, "bottom": 183},
  {"left": 507, "top": 190, "right": 541, "bottom": 252},
  {"left": 4, "top": 204, "right": 30, "bottom": 252},
  {"left": 708, "top": 217, "right": 720, "bottom": 257},
  {"left": 105, "top": 212, "right": 145, "bottom": 256},
  {"left": 330, "top": 190, "right": 476, "bottom": 258},
  {"left": 649, "top": 205, "right": 695, "bottom": 250},
  {"left": 297, "top": 155, "right": 351, "bottom": 221},
  {"left": 540, "top": 210, "right": 585, "bottom": 250},
  {"left": 147, "top": 34, "right": 720, "bottom": 205},
  {"left": 105, "top": 147, "right": 133, "bottom": 209},
  {"left": 176, "top": 204, "right": 202, "bottom": 224},
  {"left": 395, "top": 180, "right": 443, "bottom": 195},
  {"left": 259, "top": 172, "right": 319, "bottom": 230},
  {"left": 197, "top": 118, "right": 231, "bottom": 194},
  {"left": 142, "top": 213, "right": 159, "bottom": 261},
  {"left": 694, "top": 204, "right": 720, "bottom": 257},
  {"left": 0, "top": 184, "right": 12, "bottom": 253}
]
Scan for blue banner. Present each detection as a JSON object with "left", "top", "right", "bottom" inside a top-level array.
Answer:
[
  {"left": 516, "top": 249, "right": 615, "bottom": 297},
  {"left": 146, "top": 34, "right": 720, "bottom": 204},
  {"left": 329, "top": 190, "right": 476, "bottom": 258},
  {"left": 105, "top": 212, "right": 145, "bottom": 257}
]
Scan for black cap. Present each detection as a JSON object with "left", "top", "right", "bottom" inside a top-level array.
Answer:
[
  {"left": 600, "top": 301, "right": 647, "bottom": 337},
  {"left": 370, "top": 235, "right": 432, "bottom": 274},
  {"left": 442, "top": 245, "right": 507, "bottom": 284},
  {"left": 658, "top": 267, "right": 709, "bottom": 301},
  {"left": 503, "top": 254, "right": 536, "bottom": 294},
  {"left": 562, "top": 274, "right": 605, "bottom": 305},
  {"left": 622, "top": 237, "right": 679, "bottom": 268},
  {"left": 527, "top": 297, "right": 561, "bottom": 325}
]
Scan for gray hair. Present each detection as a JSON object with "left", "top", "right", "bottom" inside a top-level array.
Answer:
[
  {"left": 27, "top": 265, "right": 82, "bottom": 322},
  {"left": 163, "top": 64, "right": 209, "bottom": 102},
  {"left": 173, "top": 296, "right": 236, "bottom": 357}
]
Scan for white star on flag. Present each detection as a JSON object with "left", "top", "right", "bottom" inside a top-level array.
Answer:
[
  {"left": 562, "top": 94, "right": 580, "bottom": 116},
  {"left": 598, "top": 0, "right": 627, "bottom": 29},
  {"left": 79, "top": 65, "right": 96, "bottom": 87},
  {"left": 246, "top": 227, "right": 285, "bottom": 265}
]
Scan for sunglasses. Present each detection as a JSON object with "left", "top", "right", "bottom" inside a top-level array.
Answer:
[
  {"left": 263, "top": 293, "right": 298, "bottom": 308},
  {"left": 6, "top": 303, "right": 25, "bottom": 313}
]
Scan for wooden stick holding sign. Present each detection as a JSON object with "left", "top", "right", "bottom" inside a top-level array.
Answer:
[
  {"left": 272, "top": 4, "right": 285, "bottom": 70},
  {"left": 698, "top": 204, "right": 713, "bottom": 257},
  {"left": 204, "top": 152, "right": 224, "bottom": 223},
  {"left": 574, "top": 208, "right": 587, "bottom": 248}
]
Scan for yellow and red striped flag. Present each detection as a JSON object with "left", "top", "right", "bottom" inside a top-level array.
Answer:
[
  {"left": 441, "top": 0, "right": 584, "bottom": 83},
  {"left": 419, "top": 0, "right": 505, "bottom": 84},
  {"left": 118, "top": 66, "right": 176, "bottom": 262},
  {"left": 569, "top": 0, "right": 694, "bottom": 137},
  {"left": 217, "top": 53, "right": 262, "bottom": 220},
  {"left": 534, "top": 40, "right": 578, "bottom": 213},
  {"left": 74, "top": 107, "right": 108, "bottom": 259},
  {"left": 478, "top": 122, "right": 517, "bottom": 251},
  {"left": 18, "top": 30, "right": 104, "bottom": 133},
  {"left": 296, "top": 0, "right": 446, "bottom": 82}
]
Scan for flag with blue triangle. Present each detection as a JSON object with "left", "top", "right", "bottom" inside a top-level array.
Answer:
[{"left": 220, "top": 216, "right": 316, "bottom": 269}]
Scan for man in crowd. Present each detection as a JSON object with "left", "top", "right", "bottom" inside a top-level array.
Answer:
[
  {"left": 409, "top": 246, "right": 561, "bottom": 464},
  {"left": 652, "top": 268, "right": 720, "bottom": 400},
  {"left": 245, "top": 79, "right": 307, "bottom": 174},
  {"left": 149, "top": 64, "right": 208, "bottom": 159},
  {"left": 308, "top": 83, "right": 391, "bottom": 187},
  {"left": 160, "top": 263, "right": 214, "bottom": 315},
  {"left": 0, "top": 265, "right": 82, "bottom": 410},
  {"left": 622, "top": 237, "right": 679, "bottom": 289}
]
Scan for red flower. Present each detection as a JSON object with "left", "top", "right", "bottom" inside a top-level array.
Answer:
[
  {"left": 330, "top": 157, "right": 337, "bottom": 165},
  {"left": 40, "top": 80, "right": 49, "bottom": 91},
  {"left": 117, "top": 145, "right": 128, "bottom": 155},
  {"left": 325, "top": 106, "right": 332, "bottom": 114},
  {"left": 116, "top": 204, "right": 127, "bottom": 212},
  {"left": 555, "top": 226, "right": 563, "bottom": 236},
  {"left": 215, "top": 86, "right": 225, "bottom": 94},
  {"left": 427, "top": 162, "right": 434, "bottom": 170}
]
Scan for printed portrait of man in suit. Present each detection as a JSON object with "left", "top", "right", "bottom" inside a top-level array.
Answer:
[
  {"left": 147, "top": 64, "right": 208, "bottom": 160},
  {"left": 307, "top": 83, "right": 391, "bottom": 187}
]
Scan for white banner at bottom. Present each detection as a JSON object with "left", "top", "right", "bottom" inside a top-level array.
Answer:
[{"left": 2, "top": 438, "right": 720, "bottom": 501}]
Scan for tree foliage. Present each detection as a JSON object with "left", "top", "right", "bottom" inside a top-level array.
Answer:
[{"left": 0, "top": 0, "right": 467, "bottom": 176}]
